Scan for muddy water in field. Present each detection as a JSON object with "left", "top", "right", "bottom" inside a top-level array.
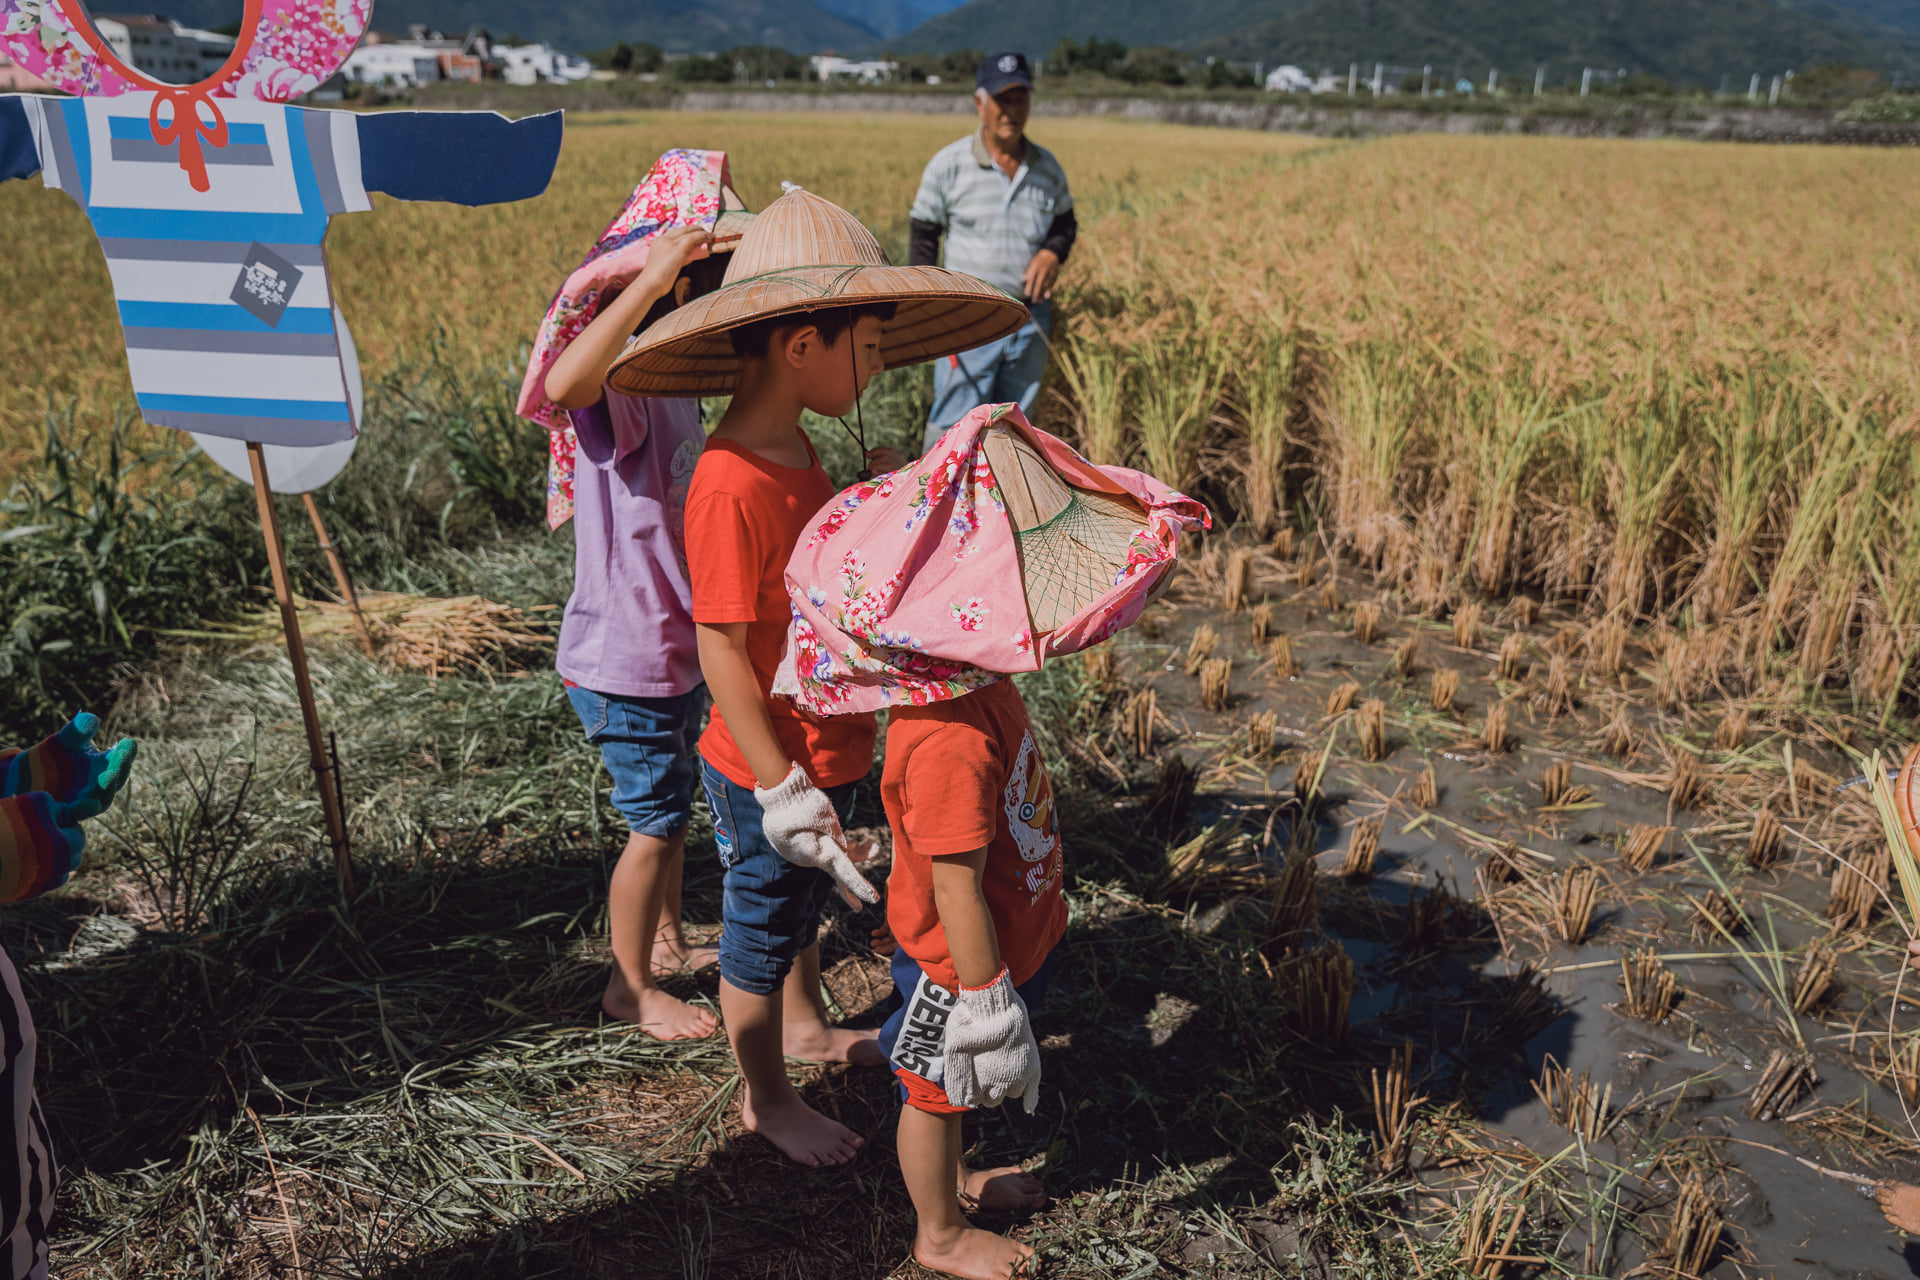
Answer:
[{"left": 1127, "top": 556, "right": 1920, "bottom": 1277}]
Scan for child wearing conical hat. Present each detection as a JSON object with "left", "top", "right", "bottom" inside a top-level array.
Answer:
[
  {"left": 773, "top": 404, "right": 1207, "bottom": 1277},
  {"left": 609, "top": 187, "right": 1028, "bottom": 1168}
]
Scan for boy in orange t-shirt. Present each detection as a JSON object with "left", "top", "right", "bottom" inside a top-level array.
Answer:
[{"left": 605, "top": 187, "right": 1029, "bottom": 1170}]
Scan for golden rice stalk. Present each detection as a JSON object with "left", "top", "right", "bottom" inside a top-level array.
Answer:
[
  {"left": 1082, "top": 646, "right": 1116, "bottom": 691},
  {"left": 1533, "top": 1054, "right": 1613, "bottom": 1143},
  {"left": 1411, "top": 553, "right": 1450, "bottom": 618},
  {"left": 1479, "top": 702, "right": 1512, "bottom": 753},
  {"left": 1270, "top": 634, "right": 1298, "bottom": 680},
  {"left": 1280, "top": 942, "right": 1352, "bottom": 1047},
  {"left": 257, "top": 592, "right": 555, "bottom": 678},
  {"left": 1413, "top": 762, "right": 1439, "bottom": 809},
  {"left": 1343, "top": 817, "right": 1382, "bottom": 879},
  {"left": 1747, "top": 806, "right": 1784, "bottom": 869},
  {"left": 1585, "top": 615, "right": 1628, "bottom": 679},
  {"left": 1460, "top": 1181, "right": 1531, "bottom": 1279},
  {"left": 1357, "top": 699, "right": 1387, "bottom": 761},
  {"left": 1293, "top": 754, "right": 1324, "bottom": 805},
  {"left": 1429, "top": 668, "right": 1459, "bottom": 712},
  {"left": 1714, "top": 705, "right": 1749, "bottom": 752},
  {"left": 1184, "top": 623, "right": 1218, "bottom": 675},
  {"left": 1200, "top": 657, "right": 1233, "bottom": 712},
  {"left": 1621, "top": 948, "right": 1678, "bottom": 1022},
  {"left": 1540, "top": 761, "right": 1572, "bottom": 808},
  {"left": 1552, "top": 865, "right": 1600, "bottom": 944},
  {"left": 1662, "top": 1174, "right": 1725, "bottom": 1279},
  {"left": 1325, "top": 681, "right": 1360, "bottom": 717},
  {"left": 1223, "top": 548, "right": 1253, "bottom": 612},
  {"left": 1511, "top": 595, "right": 1540, "bottom": 629},
  {"left": 1620, "top": 823, "right": 1671, "bottom": 872},
  {"left": 1127, "top": 688, "right": 1158, "bottom": 758},
  {"left": 1865, "top": 749, "right": 1920, "bottom": 937},
  {"left": 1247, "top": 710, "right": 1278, "bottom": 757},
  {"left": 1826, "top": 839, "right": 1889, "bottom": 931},
  {"left": 1249, "top": 599, "right": 1274, "bottom": 641},
  {"left": 1318, "top": 580, "right": 1340, "bottom": 612},
  {"left": 1270, "top": 527, "right": 1295, "bottom": 560},
  {"left": 1158, "top": 823, "right": 1265, "bottom": 898},
  {"left": 1353, "top": 601, "right": 1381, "bottom": 645},
  {"left": 1296, "top": 552, "right": 1318, "bottom": 588},
  {"left": 1668, "top": 751, "right": 1706, "bottom": 809},
  {"left": 1267, "top": 855, "right": 1319, "bottom": 948},
  {"left": 1452, "top": 600, "right": 1482, "bottom": 650},
  {"left": 1535, "top": 653, "right": 1575, "bottom": 716},
  {"left": 1483, "top": 841, "right": 1527, "bottom": 884},
  {"left": 1394, "top": 634, "right": 1421, "bottom": 678},
  {"left": 1052, "top": 328, "right": 1130, "bottom": 466},
  {"left": 1746, "top": 1049, "right": 1818, "bottom": 1121},
  {"left": 1793, "top": 759, "right": 1839, "bottom": 798},
  {"left": 1497, "top": 632, "right": 1527, "bottom": 681},
  {"left": 1791, "top": 943, "right": 1838, "bottom": 1014},
  {"left": 1690, "top": 889, "right": 1741, "bottom": 942},
  {"left": 1891, "top": 1037, "right": 1920, "bottom": 1110},
  {"left": 1370, "top": 1041, "right": 1425, "bottom": 1172},
  {"left": 1601, "top": 705, "right": 1633, "bottom": 758}
]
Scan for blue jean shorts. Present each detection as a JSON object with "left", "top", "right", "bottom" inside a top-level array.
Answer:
[
  {"left": 566, "top": 685, "right": 700, "bottom": 838},
  {"left": 924, "top": 301, "right": 1052, "bottom": 451},
  {"left": 700, "top": 756, "right": 859, "bottom": 996}
]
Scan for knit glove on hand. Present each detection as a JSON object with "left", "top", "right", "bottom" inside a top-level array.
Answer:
[
  {"left": 0, "top": 792, "right": 92, "bottom": 903},
  {"left": 944, "top": 968, "right": 1042, "bottom": 1113},
  {"left": 753, "top": 765, "right": 879, "bottom": 905},
  {"left": 0, "top": 712, "right": 138, "bottom": 808}
]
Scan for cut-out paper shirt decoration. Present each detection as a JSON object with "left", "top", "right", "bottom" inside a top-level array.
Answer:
[
  {"left": 773, "top": 404, "right": 1210, "bottom": 716},
  {"left": 0, "top": 0, "right": 562, "bottom": 473}
]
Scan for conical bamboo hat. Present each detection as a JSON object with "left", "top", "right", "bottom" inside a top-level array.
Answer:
[{"left": 607, "top": 187, "right": 1029, "bottom": 397}]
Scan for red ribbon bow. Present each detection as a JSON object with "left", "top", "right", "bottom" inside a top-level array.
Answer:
[{"left": 148, "top": 87, "right": 228, "bottom": 193}]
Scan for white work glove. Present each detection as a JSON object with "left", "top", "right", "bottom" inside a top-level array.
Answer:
[
  {"left": 753, "top": 764, "right": 879, "bottom": 904},
  {"left": 944, "top": 968, "right": 1042, "bottom": 1113}
]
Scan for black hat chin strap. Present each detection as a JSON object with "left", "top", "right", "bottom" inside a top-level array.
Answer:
[{"left": 834, "top": 336, "right": 872, "bottom": 481}]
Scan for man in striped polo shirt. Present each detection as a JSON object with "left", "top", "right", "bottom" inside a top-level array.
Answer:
[{"left": 909, "top": 51, "right": 1076, "bottom": 452}]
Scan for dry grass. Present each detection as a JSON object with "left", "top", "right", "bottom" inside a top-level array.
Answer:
[
  {"left": 1429, "top": 668, "right": 1460, "bottom": 712},
  {"left": 1480, "top": 702, "right": 1513, "bottom": 753},
  {"left": 1668, "top": 751, "right": 1706, "bottom": 809},
  {"left": 1620, "top": 823, "right": 1672, "bottom": 872},
  {"left": 1747, "top": 805, "right": 1785, "bottom": 868},
  {"left": 1326, "top": 680, "right": 1360, "bottom": 717},
  {"left": 1691, "top": 889, "right": 1741, "bottom": 942},
  {"left": 1144, "top": 755, "right": 1198, "bottom": 838},
  {"left": 1714, "top": 705, "right": 1749, "bottom": 751},
  {"left": 1792, "top": 942, "right": 1839, "bottom": 1014},
  {"left": 1413, "top": 763, "right": 1439, "bottom": 809},
  {"left": 1247, "top": 709, "right": 1278, "bottom": 757},
  {"left": 1357, "top": 699, "right": 1387, "bottom": 761},
  {"left": 1223, "top": 548, "right": 1253, "bottom": 612},
  {"left": 1533, "top": 1055, "right": 1612, "bottom": 1142},
  {"left": 1551, "top": 865, "right": 1600, "bottom": 944},
  {"left": 1393, "top": 635, "right": 1420, "bottom": 677},
  {"left": 1126, "top": 688, "right": 1159, "bottom": 757},
  {"left": 1662, "top": 1174, "right": 1725, "bottom": 1279},
  {"left": 1270, "top": 634, "right": 1298, "bottom": 679},
  {"left": 1452, "top": 601, "right": 1483, "bottom": 650},
  {"left": 1497, "top": 633, "right": 1527, "bottom": 681},
  {"left": 239, "top": 592, "right": 552, "bottom": 678},
  {"left": 1538, "top": 761, "right": 1594, "bottom": 809},
  {"left": 1199, "top": 657, "right": 1233, "bottom": 712},
  {"left": 1827, "top": 839, "right": 1889, "bottom": 929},
  {"left": 1353, "top": 601, "right": 1382, "bottom": 645},
  {"left": 1279, "top": 942, "right": 1353, "bottom": 1047},
  {"left": 1081, "top": 646, "right": 1116, "bottom": 691},
  {"left": 1601, "top": 706, "right": 1634, "bottom": 757},
  {"left": 1747, "top": 1049, "right": 1819, "bottom": 1120},
  {"left": 1184, "top": 623, "right": 1219, "bottom": 675},
  {"left": 1267, "top": 854, "right": 1319, "bottom": 947},
  {"left": 1249, "top": 599, "right": 1274, "bottom": 641},
  {"left": 1369, "top": 1042, "right": 1425, "bottom": 1172},
  {"left": 1620, "top": 948, "right": 1679, "bottom": 1022},
  {"left": 1342, "top": 817, "right": 1383, "bottom": 879}
]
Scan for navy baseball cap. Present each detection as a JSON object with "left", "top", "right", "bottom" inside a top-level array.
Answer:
[{"left": 977, "top": 51, "right": 1033, "bottom": 96}]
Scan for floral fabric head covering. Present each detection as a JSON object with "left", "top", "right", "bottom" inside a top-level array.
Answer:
[
  {"left": 517, "top": 149, "right": 732, "bottom": 529},
  {"left": 772, "top": 404, "right": 1210, "bottom": 716}
]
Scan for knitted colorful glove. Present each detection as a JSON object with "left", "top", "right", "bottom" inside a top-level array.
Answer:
[
  {"left": 944, "top": 968, "right": 1042, "bottom": 1113},
  {"left": 0, "top": 792, "right": 90, "bottom": 903},
  {"left": 752, "top": 764, "right": 879, "bottom": 905},
  {"left": 0, "top": 712, "right": 137, "bottom": 808}
]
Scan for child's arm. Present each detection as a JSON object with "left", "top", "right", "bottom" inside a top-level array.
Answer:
[
  {"left": 933, "top": 846, "right": 1042, "bottom": 1112},
  {"left": 545, "top": 224, "right": 711, "bottom": 411},
  {"left": 697, "top": 621, "right": 879, "bottom": 903}
]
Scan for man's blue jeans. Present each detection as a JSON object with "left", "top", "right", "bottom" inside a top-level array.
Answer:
[{"left": 923, "top": 300, "right": 1051, "bottom": 453}]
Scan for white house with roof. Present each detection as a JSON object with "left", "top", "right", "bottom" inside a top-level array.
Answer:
[
  {"left": 496, "top": 43, "right": 591, "bottom": 85},
  {"left": 811, "top": 54, "right": 896, "bottom": 84},
  {"left": 93, "top": 14, "right": 201, "bottom": 82},
  {"left": 343, "top": 42, "right": 443, "bottom": 88},
  {"left": 1263, "top": 64, "right": 1312, "bottom": 93}
]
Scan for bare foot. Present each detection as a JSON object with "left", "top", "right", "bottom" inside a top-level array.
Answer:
[
  {"left": 651, "top": 941, "right": 719, "bottom": 977},
  {"left": 915, "top": 1225, "right": 1036, "bottom": 1280},
  {"left": 963, "top": 1165, "right": 1046, "bottom": 1212},
  {"left": 784, "top": 1021, "right": 887, "bottom": 1067},
  {"left": 1877, "top": 1180, "right": 1920, "bottom": 1234},
  {"left": 742, "top": 1094, "right": 865, "bottom": 1167},
  {"left": 603, "top": 979, "right": 718, "bottom": 1042}
]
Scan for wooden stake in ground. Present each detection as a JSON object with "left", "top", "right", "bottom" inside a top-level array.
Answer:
[
  {"left": 249, "top": 444, "right": 355, "bottom": 896},
  {"left": 301, "top": 493, "right": 375, "bottom": 659}
]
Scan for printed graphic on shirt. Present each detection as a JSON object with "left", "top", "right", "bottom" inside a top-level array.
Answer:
[
  {"left": 889, "top": 965, "right": 956, "bottom": 1085},
  {"left": 667, "top": 436, "right": 702, "bottom": 571},
  {"left": 1003, "top": 730, "right": 1062, "bottom": 904},
  {"left": 231, "top": 242, "right": 302, "bottom": 327}
]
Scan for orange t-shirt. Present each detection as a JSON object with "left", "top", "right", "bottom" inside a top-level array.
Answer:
[
  {"left": 685, "top": 430, "right": 876, "bottom": 790},
  {"left": 881, "top": 679, "right": 1067, "bottom": 991}
]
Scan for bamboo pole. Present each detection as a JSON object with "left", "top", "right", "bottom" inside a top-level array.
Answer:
[
  {"left": 301, "top": 492, "right": 375, "bottom": 658},
  {"left": 248, "top": 443, "right": 355, "bottom": 896}
]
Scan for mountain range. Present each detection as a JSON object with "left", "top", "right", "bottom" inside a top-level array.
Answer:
[{"left": 134, "top": 0, "right": 1920, "bottom": 80}]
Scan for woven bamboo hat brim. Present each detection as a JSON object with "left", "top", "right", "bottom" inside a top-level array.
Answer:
[{"left": 607, "top": 187, "right": 1029, "bottom": 397}]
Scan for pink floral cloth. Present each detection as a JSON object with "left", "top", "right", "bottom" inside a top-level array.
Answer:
[
  {"left": 773, "top": 404, "right": 1210, "bottom": 716},
  {"left": 516, "top": 149, "right": 730, "bottom": 529},
  {"left": 1, "top": 0, "right": 368, "bottom": 102}
]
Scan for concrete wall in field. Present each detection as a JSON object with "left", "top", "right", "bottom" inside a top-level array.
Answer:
[{"left": 671, "top": 90, "right": 1920, "bottom": 147}]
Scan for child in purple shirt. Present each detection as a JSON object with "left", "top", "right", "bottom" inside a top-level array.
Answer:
[{"left": 526, "top": 155, "right": 748, "bottom": 1041}]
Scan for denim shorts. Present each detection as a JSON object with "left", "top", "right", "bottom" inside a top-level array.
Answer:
[
  {"left": 700, "top": 756, "right": 859, "bottom": 996},
  {"left": 566, "top": 685, "right": 700, "bottom": 838}
]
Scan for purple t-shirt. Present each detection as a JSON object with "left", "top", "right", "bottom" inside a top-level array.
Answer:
[{"left": 555, "top": 391, "right": 705, "bottom": 698}]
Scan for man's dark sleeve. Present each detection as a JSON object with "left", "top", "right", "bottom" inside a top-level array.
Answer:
[
  {"left": 1042, "top": 209, "right": 1078, "bottom": 264},
  {"left": 908, "top": 218, "right": 943, "bottom": 267}
]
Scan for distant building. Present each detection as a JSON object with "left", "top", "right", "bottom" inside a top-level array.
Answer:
[
  {"left": 1311, "top": 71, "right": 1345, "bottom": 94},
  {"left": 94, "top": 14, "right": 202, "bottom": 83},
  {"left": 1264, "top": 65, "right": 1312, "bottom": 93},
  {"left": 0, "top": 48, "right": 51, "bottom": 90},
  {"left": 811, "top": 54, "right": 896, "bottom": 84},
  {"left": 497, "top": 43, "right": 592, "bottom": 86},
  {"left": 172, "top": 24, "right": 237, "bottom": 78},
  {"left": 344, "top": 43, "right": 442, "bottom": 89}
]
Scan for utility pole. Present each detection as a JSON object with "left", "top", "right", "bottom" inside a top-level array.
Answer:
[
  {"left": 1534, "top": 64, "right": 1545, "bottom": 95},
  {"left": 1349, "top": 61, "right": 1357, "bottom": 95},
  {"left": 1749, "top": 73, "right": 1760, "bottom": 102},
  {"left": 1373, "top": 62, "right": 1383, "bottom": 95},
  {"left": 1769, "top": 74, "right": 1781, "bottom": 104},
  {"left": 1422, "top": 64, "right": 1431, "bottom": 96},
  {"left": 1488, "top": 67, "right": 1498, "bottom": 94},
  {"left": 1580, "top": 67, "right": 1591, "bottom": 96}
]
